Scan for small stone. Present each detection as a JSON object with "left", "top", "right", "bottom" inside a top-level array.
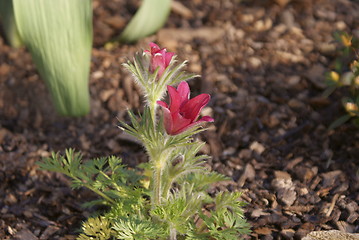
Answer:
[
  {"left": 0, "top": 63, "right": 10, "bottom": 75},
  {"left": 272, "top": 178, "right": 297, "bottom": 206},
  {"left": 40, "top": 225, "right": 60, "bottom": 240},
  {"left": 274, "top": 0, "right": 291, "bottom": 7},
  {"left": 14, "top": 228, "right": 38, "bottom": 240},
  {"left": 281, "top": 9, "right": 295, "bottom": 29},
  {"left": 298, "top": 187, "right": 309, "bottom": 196},
  {"left": 79, "top": 134, "right": 91, "bottom": 150},
  {"left": 288, "top": 76, "right": 301, "bottom": 86},
  {"left": 268, "top": 113, "right": 280, "bottom": 128},
  {"left": 92, "top": 71, "right": 104, "bottom": 79},
  {"left": 223, "top": 147, "right": 236, "bottom": 156},
  {"left": 7, "top": 226, "right": 16, "bottom": 235},
  {"left": 306, "top": 64, "right": 326, "bottom": 89},
  {"left": 321, "top": 170, "right": 343, "bottom": 188},
  {"left": 238, "top": 163, "right": 256, "bottom": 187},
  {"left": 318, "top": 43, "right": 336, "bottom": 55},
  {"left": 99, "top": 89, "right": 115, "bottom": 102},
  {"left": 251, "top": 208, "right": 271, "bottom": 218},
  {"left": 23, "top": 210, "right": 33, "bottom": 218},
  {"left": 104, "top": 16, "right": 125, "bottom": 29},
  {"left": 188, "top": 62, "right": 202, "bottom": 73},
  {"left": 248, "top": 57, "right": 262, "bottom": 68},
  {"left": 238, "top": 149, "right": 252, "bottom": 159},
  {"left": 288, "top": 98, "right": 305, "bottom": 109},
  {"left": 277, "top": 188, "right": 297, "bottom": 206},
  {"left": 254, "top": 227, "right": 273, "bottom": 235},
  {"left": 249, "top": 141, "right": 265, "bottom": 155},
  {"left": 254, "top": 18, "right": 272, "bottom": 31},
  {"left": 303, "top": 230, "right": 359, "bottom": 240},
  {"left": 335, "top": 21, "right": 347, "bottom": 30},
  {"left": 4, "top": 193, "right": 17, "bottom": 205},
  {"left": 274, "top": 171, "right": 291, "bottom": 180},
  {"left": 281, "top": 229, "right": 295, "bottom": 239},
  {"left": 171, "top": 1, "right": 193, "bottom": 18},
  {"left": 201, "top": 107, "right": 213, "bottom": 118}
]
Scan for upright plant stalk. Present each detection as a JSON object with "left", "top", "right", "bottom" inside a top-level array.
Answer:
[
  {"left": 152, "top": 152, "right": 164, "bottom": 206},
  {"left": 13, "top": 0, "right": 93, "bottom": 116},
  {"left": 118, "top": 0, "right": 172, "bottom": 43},
  {"left": 0, "top": 0, "right": 22, "bottom": 48},
  {"left": 147, "top": 108, "right": 165, "bottom": 207}
]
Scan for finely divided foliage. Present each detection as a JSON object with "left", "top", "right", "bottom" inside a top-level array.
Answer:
[{"left": 38, "top": 43, "right": 250, "bottom": 239}]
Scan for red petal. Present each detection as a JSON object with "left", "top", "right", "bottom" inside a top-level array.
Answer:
[
  {"left": 149, "top": 42, "right": 161, "bottom": 53},
  {"left": 157, "top": 101, "right": 168, "bottom": 108},
  {"left": 181, "top": 94, "right": 210, "bottom": 120},
  {"left": 171, "top": 116, "right": 213, "bottom": 135},
  {"left": 170, "top": 112, "right": 192, "bottom": 135},
  {"left": 199, "top": 116, "right": 214, "bottom": 122},
  {"left": 167, "top": 85, "right": 181, "bottom": 112},
  {"left": 158, "top": 104, "right": 174, "bottom": 134},
  {"left": 152, "top": 54, "right": 165, "bottom": 75},
  {"left": 165, "top": 52, "right": 175, "bottom": 66},
  {"left": 176, "top": 81, "right": 190, "bottom": 106}
]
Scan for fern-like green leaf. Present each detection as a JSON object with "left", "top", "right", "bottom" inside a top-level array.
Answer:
[
  {"left": 112, "top": 217, "right": 166, "bottom": 240},
  {"left": 152, "top": 183, "right": 205, "bottom": 234},
  {"left": 77, "top": 217, "right": 113, "bottom": 240}
]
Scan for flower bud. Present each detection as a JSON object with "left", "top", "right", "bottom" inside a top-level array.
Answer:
[
  {"left": 330, "top": 71, "right": 340, "bottom": 82},
  {"left": 345, "top": 102, "right": 358, "bottom": 116}
]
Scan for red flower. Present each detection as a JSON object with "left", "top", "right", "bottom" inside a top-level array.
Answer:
[
  {"left": 145, "top": 42, "right": 174, "bottom": 77},
  {"left": 157, "top": 81, "right": 214, "bottom": 135}
]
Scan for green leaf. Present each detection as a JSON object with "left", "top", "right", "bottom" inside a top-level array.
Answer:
[
  {"left": 181, "top": 172, "right": 229, "bottom": 192},
  {"left": 151, "top": 183, "right": 205, "bottom": 234},
  {"left": 13, "top": 0, "right": 93, "bottom": 116},
  {"left": 196, "top": 193, "right": 251, "bottom": 239},
  {"left": 329, "top": 114, "right": 352, "bottom": 130},
  {"left": 0, "top": 0, "right": 22, "bottom": 48},
  {"left": 112, "top": 217, "right": 166, "bottom": 240},
  {"left": 77, "top": 217, "right": 113, "bottom": 240},
  {"left": 118, "top": 0, "right": 172, "bottom": 43}
]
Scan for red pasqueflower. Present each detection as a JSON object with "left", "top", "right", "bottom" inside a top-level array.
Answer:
[
  {"left": 144, "top": 42, "right": 174, "bottom": 77},
  {"left": 157, "top": 81, "right": 214, "bottom": 135}
]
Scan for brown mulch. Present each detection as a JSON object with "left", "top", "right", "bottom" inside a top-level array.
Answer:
[{"left": 1, "top": 0, "right": 359, "bottom": 239}]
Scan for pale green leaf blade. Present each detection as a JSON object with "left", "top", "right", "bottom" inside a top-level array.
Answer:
[
  {"left": 13, "top": 0, "right": 93, "bottom": 116},
  {"left": 0, "top": 0, "right": 22, "bottom": 48},
  {"left": 118, "top": 0, "right": 172, "bottom": 43}
]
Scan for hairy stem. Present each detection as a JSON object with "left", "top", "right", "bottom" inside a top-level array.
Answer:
[
  {"left": 162, "top": 176, "right": 174, "bottom": 200},
  {"left": 153, "top": 164, "right": 162, "bottom": 206},
  {"left": 149, "top": 98, "right": 157, "bottom": 129},
  {"left": 150, "top": 149, "right": 169, "bottom": 207}
]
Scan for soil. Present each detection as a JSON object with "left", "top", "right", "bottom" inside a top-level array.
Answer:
[{"left": 1, "top": 0, "right": 359, "bottom": 239}]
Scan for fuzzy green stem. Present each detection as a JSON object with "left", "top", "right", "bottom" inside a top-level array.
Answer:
[
  {"left": 150, "top": 100, "right": 157, "bottom": 127},
  {"left": 162, "top": 176, "right": 174, "bottom": 200},
  {"left": 153, "top": 165, "right": 163, "bottom": 206},
  {"left": 148, "top": 92, "right": 160, "bottom": 129},
  {"left": 149, "top": 148, "right": 169, "bottom": 208}
]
